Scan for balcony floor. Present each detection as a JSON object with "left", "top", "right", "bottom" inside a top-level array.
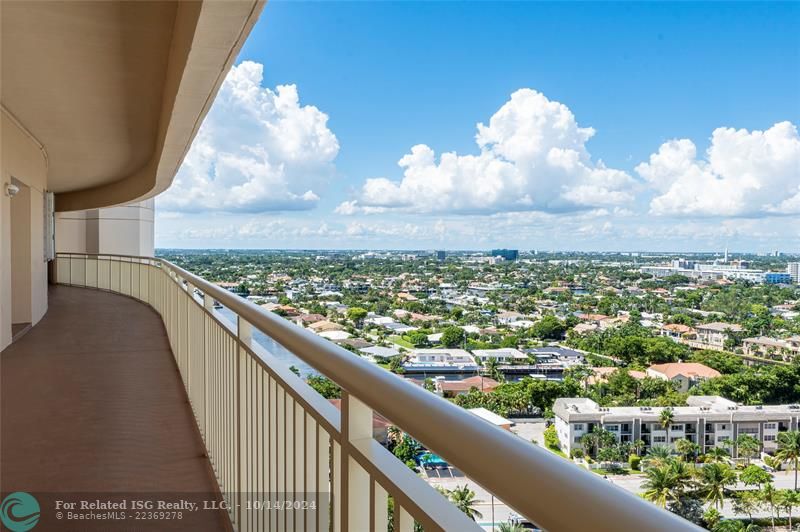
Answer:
[{"left": 1, "top": 285, "right": 230, "bottom": 530}]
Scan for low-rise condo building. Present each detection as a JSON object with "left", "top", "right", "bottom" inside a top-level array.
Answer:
[
  {"left": 743, "top": 336, "right": 800, "bottom": 361},
  {"left": 688, "top": 322, "right": 743, "bottom": 351},
  {"left": 553, "top": 396, "right": 798, "bottom": 458}
]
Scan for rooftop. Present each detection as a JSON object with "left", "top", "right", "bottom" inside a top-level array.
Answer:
[
  {"left": 554, "top": 395, "right": 800, "bottom": 423},
  {"left": 648, "top": 362, "right": 720, "bottom": 380}
]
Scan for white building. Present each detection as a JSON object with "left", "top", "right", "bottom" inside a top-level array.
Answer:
[
  {"left": 404, "top": 349, "right": 478, "bottom": 371},
  {"left": 691, "top": 322, "right": 743, "bottom": 351},
  {"left": 788, "top": 263, "right": 800, "bottom": 284},
  {"left": 553, "top": 396, "right": 798, "bottom": 458},
  {"left": 640, "top": 262, "right": 771, "bottom": 284},
  {"left": 472, "top": 348, "right": 528, "bottom": 364},
  {"left": 496, "top": 311, "right": 524, "bottom": 325}
]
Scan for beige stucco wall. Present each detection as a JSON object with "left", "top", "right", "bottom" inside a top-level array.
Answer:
[
  {"left": 1, "top": 111, "right": 49, "bottom": 351},
  {"left": 55, "top": 199, "right": 154, "bottom": 257},
  {"left": 10, "top": 182, "right": 32, "bottom": 324}
]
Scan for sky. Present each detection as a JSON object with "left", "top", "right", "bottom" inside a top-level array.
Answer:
[{"left": 155, "top": 1, "right": 800, "bottom": 252}]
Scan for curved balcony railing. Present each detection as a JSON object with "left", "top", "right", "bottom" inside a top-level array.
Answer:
[{"left": 55, "top": 252, "right": 699, "bottom": 532}]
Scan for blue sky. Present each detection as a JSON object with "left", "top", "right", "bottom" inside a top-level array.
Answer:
[{"left": 156, "top": 1, "right": 800, "bottom": 252}]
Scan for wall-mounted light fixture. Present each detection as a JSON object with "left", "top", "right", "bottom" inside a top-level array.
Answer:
[{"left": 4, "top": 182, "right": 20, "bottom": 197}]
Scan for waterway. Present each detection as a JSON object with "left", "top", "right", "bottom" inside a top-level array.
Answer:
[{"left": 217, "top": 306, "right": 317, "bottom": 377}]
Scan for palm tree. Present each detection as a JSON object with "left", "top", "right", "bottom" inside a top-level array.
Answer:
[
  {"left": 632, "top": 439, "right": 646, "bottom": 456},
  {"left": 759, "top": 483, "right": 779, "bottom": 531},
  {"left": 778, "top": 489, "right": 800, "bottom": 530},
  {"left": 776, "top": 430, "right": 800, "bottom": 490},
  {"left": 579, "top": 432, "right": 597, "bottom": 457},
  {"left": 707, "top": 445, "right": 731, "bottom": 463},
  {"left": 641, "top": 465, "right": 682, "bottom": 508},
  {"left": 736, "top": 434, "right": 760, "bottom": 466},
  {"left": 712, "top": 521, "right": 762, "bottom": 532},
  {"left": 660, "top": 407, "right": 674, "bottom": 430},
  {"left": 497, "top": 523, "right": 525, "bottom": 532},
  {"left": 484, "top": 356, "right": 503, "bottom": 382},
  {"left": 697, "top": 462, "right": 737, "bottom": 510},
  {"left": 447, "top": 485, "right": 483, "bottom": 521},
  {"left": 675, "top": 438, "right": 701, "bottom": 462},
  {"left": 644, "top": 445, "right": 673, "bottom": 468},
  {"left": 668, "top": 458, "right": 695, "bottom": 484}
]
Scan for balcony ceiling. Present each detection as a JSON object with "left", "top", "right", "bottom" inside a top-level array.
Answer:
[{"left": 1, "top": 0, "right": 264, "bottom": 212}]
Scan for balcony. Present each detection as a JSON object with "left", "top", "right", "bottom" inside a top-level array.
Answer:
[{"left": 1, "top": 253, "right": 697, "bottom": 531}]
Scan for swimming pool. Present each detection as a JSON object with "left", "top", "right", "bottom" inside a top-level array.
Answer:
[{"left": 418, "top": 452, "right": 448, "bottom": 467}]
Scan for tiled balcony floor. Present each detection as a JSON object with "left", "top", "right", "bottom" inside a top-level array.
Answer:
[{"left": 1, "top": 286, "right": 230, "bottom": 531}]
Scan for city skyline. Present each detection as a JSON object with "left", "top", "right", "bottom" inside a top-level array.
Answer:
[{"left": 155, "top": 1, "right": 800, "bottom": 252}]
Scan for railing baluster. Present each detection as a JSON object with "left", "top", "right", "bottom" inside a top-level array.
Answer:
[
  {"left": 373, "top": 481, "right": 388, "bottom": 531},
  {"left": 343, "top": 393, "right": 372, "bottom": 531},
  {"left": 318, "top": 429, "right": 330, "bottom": 532},
  {"left": 397, "top": 506, "right": 414, "bottom": 532}
]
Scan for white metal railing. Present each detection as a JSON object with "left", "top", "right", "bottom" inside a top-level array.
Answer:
[{"left": 55, "top": 252, "right": 699, "bottom": 532}]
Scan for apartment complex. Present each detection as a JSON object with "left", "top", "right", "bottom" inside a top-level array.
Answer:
[
  {"left": 658, "top": 321, "right": 744, "bottom": 352},
  {"left": 641, "top": 261, "right": 797, "bottom": 284},
  {"left": 554, "top": 396, "right": 798, "bottom": 458},
  {"left": 743, "top": 336, "right": 800, "bottom": 361}
]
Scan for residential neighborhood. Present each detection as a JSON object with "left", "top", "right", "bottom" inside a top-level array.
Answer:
[{"left": 161, "top": 248, "right": 800, "bottom": 529}]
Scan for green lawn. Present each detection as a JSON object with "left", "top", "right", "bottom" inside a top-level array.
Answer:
[
  {"left": 388, "top": 335, "right": 414, "bottom": 348},
  {"left": 591, "top": 467, "right": 632, "bottom": 476},
  {"left": 546, "top": 445, "right": 568, "bottom": 459}
]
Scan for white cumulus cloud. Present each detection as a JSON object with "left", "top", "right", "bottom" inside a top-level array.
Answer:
[
  {"left": 157, "top": 61, "right": 338, "bottom": 212},
  {"left": 338, "top": 89, "right": 635, "bottom": 215},
  {"left": 637, "top": 121, "right": 800, "bottom": 216}
]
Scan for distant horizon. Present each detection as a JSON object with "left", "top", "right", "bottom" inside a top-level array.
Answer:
[{"left": 156, "top": 247, "right": 800, "bottom": 257}]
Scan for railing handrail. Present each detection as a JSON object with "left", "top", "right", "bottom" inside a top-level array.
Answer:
[{"left": 57, "top": 252, "right": 699, "bottom": 531}]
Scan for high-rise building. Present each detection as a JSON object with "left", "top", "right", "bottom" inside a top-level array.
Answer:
[
  {"left": 491, "top": 248, "right": 519, "bottom": 261},
  {"left": 788, "top": 262, "right": 800, "bottom": 283},
  {"left": 436, "top": 250, "right": 446, "bottom": 261}
]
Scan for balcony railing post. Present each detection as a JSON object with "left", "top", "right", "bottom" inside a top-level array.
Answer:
[
  {"left": 203, "top": 291, "right": 214, "bottom": 311},
  {"left": 342, "top": 392, "right": 372, "bottom": 531},
  {"left": 237, "top": 316, "right": 252, "bottom": 530}
]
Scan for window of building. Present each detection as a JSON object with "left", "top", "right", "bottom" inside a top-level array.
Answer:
[
  {"left": 739, "top": 427, "right": 759, "bottom": 435},
  {"left": 653, "top": 436, "right": 666, "bottom": 443},
  {"left": 670, "top": 437, "right": 682, "bottom": 443},
  {"left": 573, "top": 424, "right": 584, "bottom": 431},
  {"left": 765, "top": 423, "right": 777, "bottom": 430},
  {"left": 574, "top": 436, "right": 582, "bottom": 443},
  {"left": 764, "top": 435, "right": 776, "bottom": 442},
  {"left": 718, "top": 424, "right": 728, "bottom": 430},
  {"left": 605, "top": 425, "right": 619, "bottom": 431},
  {"left": 670, "top": 424, "right": 683, "bottom": 431},
  {"left": 621, "top": 423, "right": 630, "bottom": 432}
]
